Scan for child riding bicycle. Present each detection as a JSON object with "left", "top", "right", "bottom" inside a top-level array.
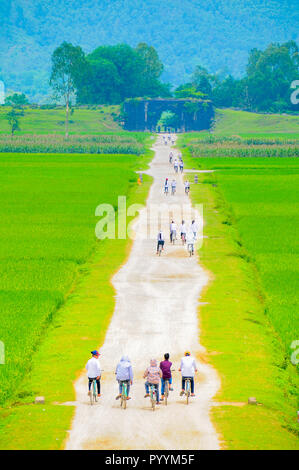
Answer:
[
  {"left": 115, "top": 355, "right": 133, "bottom": 401},
  {"left": 179, "top": 351, "right": 197, "bottom": 397},
  {"left": 86, "top": 350, "right": 101, "bottom": 398},
  {"left": 144, "top": 359, "right": 162, "bottom": 404},
  {"left": 160, "top": 353, "right": 174, "bottom": 401}
]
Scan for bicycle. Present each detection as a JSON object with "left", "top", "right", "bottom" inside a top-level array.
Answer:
[
  {"left": 185, "top": 378, "right": 191, "bottom": 404},
  {"left": 149, "top": 384, "right": 157, "bottom": 411},
  {"left": 185, "top": 187, "right": 190, "bottom": 196},
  {"left": 170, "top": 230, "right": 176, "bottom": 244},
  {"left": 180, "top": 378, "right": 193, "bottom": 404},
  {"left": 163, "top": 369, "right": 175, "bottom": 406},
  {"left": 188, "top": 243, "right": 194, "bottom": 257},
  {"left": 171, "top": 186, "right": 176, "bottom": 195},
  {"left": 120, "top": 380, "right": 129, "bottom": 409},
  {"left": 89, "top": 379, "right": 98, "bottom": 405}
]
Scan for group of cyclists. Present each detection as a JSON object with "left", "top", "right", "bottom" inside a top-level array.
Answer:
[
  {"left": 169, "top": 152, "right": 184, "bottom": 174},
  {"left": 86, "top": 350, "right": 198, "bottom": 405},
  {"left": 157, "top": 219, "right": 198, "bottom": 255},
  {"left": 163, "top": 135, "right": 175, "bottom": 146}
]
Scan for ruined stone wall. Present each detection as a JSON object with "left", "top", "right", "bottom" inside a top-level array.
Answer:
[{"left": 123, "top": 98, "right": 214, "bottom": 131}]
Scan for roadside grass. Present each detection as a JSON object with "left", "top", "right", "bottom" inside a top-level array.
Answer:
[
  {"left": 0, "top": 106, "right": 122, "bottom": 134},
  {"left": 178, "top": 138, "right": 299, "bottom": 449}
]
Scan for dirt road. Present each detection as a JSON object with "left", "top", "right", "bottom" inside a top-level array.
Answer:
[{"left": 66, "top": 135, "right": 220, "bottom": 450}]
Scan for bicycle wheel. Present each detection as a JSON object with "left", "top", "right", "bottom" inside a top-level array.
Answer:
[
  {"left": 165, "top": 381, "right": 169, "bottom": 406},
  {"left": 93, "top": 381, "right": 97, "bottom": 403},
  {"left": 123, "top": 383, "right": 127, "bottom": 409},
  {"left": 89, "top": 381, "right": 93, "bottom": 405},
  {"left": 151, "top": 388, "right": 156, "bottom": 411},
  {"left": 186, "top": 381, "right": 190, "bottom": 405}
]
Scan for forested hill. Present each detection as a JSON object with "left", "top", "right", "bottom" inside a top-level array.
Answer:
[{"left": 1, "top": 0, "right": 299, "bottom": 102}]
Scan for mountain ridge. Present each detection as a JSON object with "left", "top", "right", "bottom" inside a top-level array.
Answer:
[{"left": 1, "top": 0, "right": 298, "bottom": 102}]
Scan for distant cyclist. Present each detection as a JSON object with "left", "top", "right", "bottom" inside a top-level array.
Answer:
[
  {"left": 170, "top": 220, "right": 177, "bottom": 243},
  {"left": 186, "top": 231, "right": 195, "bottom": 256},
  {"left": 169, "top": 152, "right": 173, "bottom": 164},
  {"left": 179, "top": 351, "right": 197, "bottom": 397},
  {"left": 190, "top": 220, "right": 198, "bottom": 240},
  {"left": 157, "top": 230, "right": 165, "bottom": 254},
  {"left": 164, "top": 178, "right": 169, "bottom": 195},
  {"left": 144, "top": 359, "right": 162, "bottom": 405},
  {"left": 184, "top": 180, "right": 190, "bottom": 195},
  {"left": 179, "top": 160, "right": 184, "bottom": 173},
  {"left": 171, "top": 179, "right": 176, "bottom": 195},
  {"left": 160, "top": 353, "right": 174, "bottom": 401},
  {"left": 115, "top": 355, "right": 133, "bottom": 401},
  {"left": 174, "top": 159, "right": 178, "bottom": 173},
  {"left": 86, "top": 350, "right": 101, "bottom": 398},
  {"left": 180, "top": 220, "right": 187, "bottom": 244}
]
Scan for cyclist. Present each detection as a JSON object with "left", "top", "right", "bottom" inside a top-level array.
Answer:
[
  {"left": 174, "top": 159, "right": 178, "bottom": 173},
  {"left": 157, "top": 230, "right": 165, "bottom": 254},
  {"left": 179, "top": 160, "right": 184, "bottom": 173},
  {"left": 186, "top": 231, "right": 195, "bottom": 256},
  {"left": 86, "top": 350, "right": 101, "bottom": 398},
  {"left": 180, "top": 220, "right": 187, "bottom": 244},
  {"left": 190, "top": 220, "right": 198, "bottom": 239},
  {"left": 170, "top": 220, "right": 177, "bottom": 243},
  {"left": 184, "top": 180, "right": 190, "bottom": 195},
  {"left": 179, "top": 351, "right": 197, "bottom": 397},
  {"left": 171, "top": 179, "right": 176, "bottom": 195},
  {"left": 115, "top": 355, "right": 133, "bottom": 401},
  {"left": 160, "top": 353, "right": 174, "bottom": 401},
  {"left": 169, "top": 152, "right": 173, "bottom": 164},
  {"left": 164, "top": 178, "right": 169, "bottom": 195},
  {"left": 144, "top": 358, "right": 162, "bottom": 404}
]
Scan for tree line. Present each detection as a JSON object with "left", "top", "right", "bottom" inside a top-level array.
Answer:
[
  {"left": 4, "top": 40, "right": 299, "bottom": 137},
  {"left": 178, "top": 41, "right": 299, "bottom": 113}
]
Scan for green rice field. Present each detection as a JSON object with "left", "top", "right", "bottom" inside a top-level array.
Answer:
[{"left": 0, "top": 152, "right": 149, "bottom": 406}]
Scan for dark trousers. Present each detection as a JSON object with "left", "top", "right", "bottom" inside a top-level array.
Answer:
[
  {"left": 157, "top": 240, "right": 164, "bottom": 251},
  {"left": 89, "top": 377, "right": 100, "bottom": 394},
  {"left": 182, "top": 376, "right": 194, "bottom": 394}
]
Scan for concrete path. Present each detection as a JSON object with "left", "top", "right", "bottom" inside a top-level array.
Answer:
[{"left": 66, "top": 135, "right": 220, "bottom": 450}]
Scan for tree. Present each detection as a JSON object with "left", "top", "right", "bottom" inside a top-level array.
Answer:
[
  {"left": 76, "top": 43, "right": 171, "bottom": 104},
  {"left": 50, "top": 42, "right": 86, "bottom": 137},
  {"left": 5, "top": 109, "right": 24, "bottom": 137},
  {"left": 159, "top": 110, "right": 179, "bottom": 130},
  {"left": 5, "top": 93, "right": 28, "bottom": 108},
  {"left": 174, "top": 85, "right": 205, "bottom": 99}
]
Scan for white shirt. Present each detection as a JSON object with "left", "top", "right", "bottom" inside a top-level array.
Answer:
[
  {"left": 171, "top": 180, "right": 176, "bottom": 187},
  {"left": 174, "top": 160, "right": 178, "bottom": 167},
  {"left": 191, "top": 222, "right": 198, "bottom": 233},
  {"left": 180, "top": 356, "right": 197, "bottom": 377},
  {"left": 180, "top": 223, "right": 187, "bottom": 234},
  {"left": 86, "top": 357, "right": 101, "bottom": 378},
  {"left": 170, "top": 222, "right": 177, "bottom": 231},
  {"left": 186, "top": 232, "right": 195, "bottom": 244},
  {"left": 157, "top": 231, "right": 164, "bottom": 241}
]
